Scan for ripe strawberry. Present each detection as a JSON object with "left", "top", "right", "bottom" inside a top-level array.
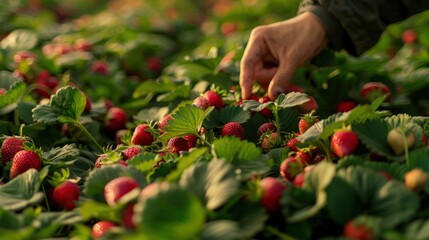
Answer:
[
  {"left": 401, "top": 29, "right": 417, "bottom": 44},
  {"left": 343, "top": 220, "right": 374, "bottom": 240},
  {"left": 221, "top": 122, "right": 245, "bottom": 140},
  {"left": 192, "top": 96, "right": 210, "bottom": 110},
  {"left": 122, "top": 203, "right": 136, "bottom": 229},
  {"left": 73, "top": 39, "right": 92, "bottom": 51},
  {"left": 158, "top": 114, "right": 173, "bottom": 133},
  {"left": 54, "top": 43, "right": 73, "bottom": 56},
  {"left": 91, "top": 60, "right": 109, "bottom": 75},
  {"left": 131, "top": 124, "right": 154, "bottom": 146},
  {"left": 336, "top": 100, "right": 358, "bottom": 113},
  {"left": 81, "top": 90, "right": 92, "bottom": 112},
  {"left": 147, "top": 56, "right": 162, "bottom": 73},
  {"left": 10, "top": 150, "right": 42, "bottom": 179},
  {"left": 285, "top": 136, "right": 300, "bottom": 152},
  {"left": 183, "top": 134, "right": 198, "bottom": 148},
  {"left": 259, "top": 177, "right": 287, "bottom": 213},
  {"left": 1, "top": 136, "right": 28, "bottom": 163},
  {"left": 52, "top": 181, "right": 80, "bottom": 210},
  {"left": 298, "top": 113, "right": 319, "bottom": 134},
  {"left": 203, "top": 90, "right": 223, "bottom": 109},
  {"left": 167, "top": 137, "right": 190, "bottom": 154},
  {"left": 0, "top": 88, "right": 7, "bottom": 95},
  {"left": 260, "top": 132, "right": 279, "bottom": 151},
  {"left": 35, "top": 70, "right": 59, "bottom": 98},
  {"left": 122, "top": 146, "right": 143, "bottom": 160},
  {"left": 105, "top": 107, "right": 128, "bottom": 134},
  {"left": 330, "top": 129, "right": 359, "bottom": 158},
  {"left": 285, "top": 83, "right": 305, "bottom": 93},
  {"left": 360, "top": 82, "right": 391, "bottom": 102},
  {"left": 295, "top": 150, "right": 312, "bottom": 165},
  {"left": 104, "top": 176, "right": 140, "bottom": 206},
  {"left": 293, "top": 172, "right": 305, "bottom": 187},
  {"left": 258, "top": 96, "right": 273, "bottom": 117},
  {"left": 92, "top": 221, "right": 118, "bottom": 239},
  {"left": 298, "top": 96, "right": 318, "bottom": 113},
  {"left": 13, "top": 50, "right": 36, "bottom": 64},
  {"left": 279, "top": 156, "right": 304, "bottom": 182},
  {"left": 257, "top": 122, "right": 276, "bottom": 137}
]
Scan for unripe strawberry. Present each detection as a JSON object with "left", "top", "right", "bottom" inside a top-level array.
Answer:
[
  {"left": 203, "top": 90, "right": 223, "bottom": 109},
  {"left": 330, "top": 129, "right": 359, "bottom": 158},
  {"left": 405, "top": 168, "right": 427, "bottom": 192},
  {"left": 221, "top": 122, "right": 245, "bottom": 140},
  {"left": 104, "top": 176, "right": 140, "bottom": 206},
  {"left": 167, "top": 137, "right": 190, "bottom": 153},
  {"left": 10, "top": 150, "right": 42, "bottom": 179},
  {"left": 1, "top": 136, "right": 28, "bottom": 163},
  {"left": 131, "top": 124, "right": 154, "bottom": 146},
  {"left": 260, "top": 132, "right": 279, "bottom": 151},
  {"left": 387, "top": 128, "right": 415, "bottom": 156},
  {"left": 92, "top": 221, "right": 118, "bottom": 239},
  {"left": 52, "top": 181, "right": 80, "bottom": 210},
  {"left": 192, "top": 96, "right": 210, "bottom": 110},
  {"left": 259, "top": 177, "right": 287, "bottom": 213}
]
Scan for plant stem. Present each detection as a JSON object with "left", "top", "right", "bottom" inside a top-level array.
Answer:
[
  {"left": 265, "top": 226, "right": 296, "bottom": 240},
  {"left": 401, "top": 129, "right": 410, "bottom": 167},
  {"left": 74, "top": 121, "right": 104, "bottom": 153}
]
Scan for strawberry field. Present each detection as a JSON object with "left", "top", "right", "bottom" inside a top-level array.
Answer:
[{"left": 1, "top": 0, "right": 429, "bottom": 239}]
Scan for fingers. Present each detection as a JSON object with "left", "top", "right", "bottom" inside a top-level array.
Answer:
[
  {"left": 267, "top": 62, "right": 296, "bottom": 100},
  {"left": 239, "top": 56, "right": 256, "bottom": 100}
]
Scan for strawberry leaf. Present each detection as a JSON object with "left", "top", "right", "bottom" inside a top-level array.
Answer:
[
  {"left": 32, "top": 86, "right": 86, "bottom": 124},
  {"left": 0, "top": 169, "right": 44, "bottom": 211},
  {"left": 241, "top": 100, "right": 272, "bottom": 112},
  {"left": 166, "top": 147, "right": 208, "bottom": 182},
  {"left": 404, "top": 219, "right": 429, "bottom": 239},
  {"left": 0, "top": 29, "right": 38, "bottom": 50},
  {"left": 212, "top": 137, "right": 262, "bottom": 163},
  {"left": 275, "top": 92, "right": 310, "bottom": 109},
  {"left": 200, "top": 220, "right": 241, "bottom": 240},
  {"left": 219, "top": 105, "right": 251, "bottom": 124},
  {"left": 179, "top": 158, "right": 239, "bottom": 210},
  {"left": 134, "top": 183, "right": 205, "bottom": 239},
  {"left": 79, "top": 200, "right": 120, "bottom": 222},
  {"left": 127, "top": 152, "right": 157, "bottom": 173},
  {"left": 0, "top": 78, "right": 26, "bottom": 114},
  {"left": 42, "top": 144, "right": 80, "bottom": 165}
]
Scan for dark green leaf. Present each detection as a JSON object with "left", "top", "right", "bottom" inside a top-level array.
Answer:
[
  {"left": 405, "top": 219, "right": 429, "bottom": 240},
  {"left": 0, "top": 208, "right": 20, "bottom": 229},
  {"left": 0, "top": 79, "right": 26, "bottom": 114},
  {"left": 219, "top": 105, "right": 251, "bottom": 124},
  {"left": 127, "top": 152, "right": 157, "bottom": 173},
  {"left": 165, "top": 147, "right": 208, "bottom": 182},
  {"left": 409, "top": 148, "right": 429, "bottom": 172},
  {"left": 179, "top": 158, "right": 239, "bottom": 210},
  {"left": 233, "top": 155, "right": 271, "bottom": 181},
  {"left": 42, "top": 144, "right": 80, "bottom": 165},
  {"left": 211, "top": 137, "right": 262, "bottom": 163}
]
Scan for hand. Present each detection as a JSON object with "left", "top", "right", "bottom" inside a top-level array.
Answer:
[{"left": 239, "top": 12, "right": 328, "bottom": 100}]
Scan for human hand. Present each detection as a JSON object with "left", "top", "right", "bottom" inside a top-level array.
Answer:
[{"left": 239, "top": 12, "right": 328, "bottom": 100}]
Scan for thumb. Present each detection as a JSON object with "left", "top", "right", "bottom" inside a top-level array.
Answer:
[{"left": 267, "top": 63, "right": 296, "bottom": 100}]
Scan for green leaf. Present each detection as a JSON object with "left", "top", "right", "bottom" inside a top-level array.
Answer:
[
  {"left": 0, "top": 208, "right": 20, "bottom": 229},
  {"left": 37, "top": 211, "right": 82, "bottom": 226},
  {"left": 219, "top": 105, "right": 251, "bottom": 124},
  {"left": 79, "top": 200, "right": 120, "bottom": 222},
  {"left": 127, "top": 152, "right": 158, "bottom": 173},
  {"left": 32, "top": 86, "right": 86, "bottom": 124},
  {"left": 83, "top": 165, "right": 146, "bottom": 203},
  {"left": 42, "top": 144, "right": 80, "bottom": 165},
  {"left": 165, "top": 147, "right": 208, "bottom": 182},
  {"left": 229, "top": 201, "right": 268, "bottom": 238},
  {"left": 211, "top": 137, "right": 262, "bottom": 163},
  {"left": 200, "top": 220, "right": 242, "bottom": 240},
  {"left": 409, "top": 148, "right": 429, "bottom": 172},
  {"left": 275, "top": 92, "right": 310, "bottom": 109},
  {"left": 241, "top": 100, "right": 272, "bottom": 112},
  {"left": 405, "top": 219, "right": 429, "bottom": 240},
  {"left": 134, "top": 183, "right": 205, "bottom": 240},
  {"left": 0, "top": 29, "right": 38, "bottom": 50},
  {"left": 0, "top": 79, "right": 26, "bottom": 114},
  {"left": 159, "top": 104, "right": 212, "bottom": 141},
  {"left": 0, "top": 169, "right": 44, "bottom": 211},
  {"left": 233, "top": 155, "right": 271, "bottom": 181},
  {"left": 179, "top": 158, "right": 239, "bottom": 210}
]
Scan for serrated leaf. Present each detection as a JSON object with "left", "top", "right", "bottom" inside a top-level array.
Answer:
[
  {"left": 37, "top": 211, "right": 82, "bottom": 226},
  {"left": 275, "top": 92, "right": 310, "bottom": 109},
  {"left": 1, "top": 29, "right": 38, "bottom": 50},
  {"left": 83, "top": 165, "right": 146, "bottom": 203},
  {"left": 200, "top": 220, "right": 242, "bottom": 240},
  {"left": 241, "top": 100, "right": 272, "bottom": 112},
  {"left": 219, "top": 106, "right": 251, "bottom": 124},
  {"left": 42, "top": 144, "right": 80, "bottom": 165},
  {"left": 127, "top": 152, "right": 157, "bottom": 173},
  {"left": 134, "top": 183, "right": 205, "bottom": 240},
  {"left": 211, "top": 137, "right": 262, "bottom": 163},
  {"left": 0, "top": 78, "right": 26, "bottom": 114},
  {"left": 32, "top": 86, "right": 86, "bottom": 124},
  {"left": 233, "top": 155, "right": 271, "bottom": 181},
  {"left": 165, "top": 147, "right": 208, "bottom": 182},
  {"left": 0, "top": 169, "right": 44, "bottom": 211},
  {"left": 79, "top": 200, "right": 120, "bottom": 222},
  {"left": 179, "top": 158, "right": 239, "bottom": 210}
]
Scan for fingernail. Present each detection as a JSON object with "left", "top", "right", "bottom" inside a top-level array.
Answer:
[{"left": 272, "top": 87, "right": 284, "bottom": 99}]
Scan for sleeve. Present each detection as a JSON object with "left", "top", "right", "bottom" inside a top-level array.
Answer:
[{"left": 298, "top": 0, "right": 429, "bottom": 56}]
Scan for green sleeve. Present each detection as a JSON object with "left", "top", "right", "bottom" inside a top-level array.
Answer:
[{"left": 298, "top": 0, "right": 429, "bottom": 56}]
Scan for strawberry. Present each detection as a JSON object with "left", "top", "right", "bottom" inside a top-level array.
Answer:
[
  {"left": 1, "top": 136, "right": 28, "bottom": 163},
  {"left": 260, "top": 132, "right": 279, "bottom": 151},
  {"left": 80, "top": 90, "right": 92, "bottom": 112},
  {"left": 122, "top": 146, "right": 143, "bottom": 160},
  {"left": 73, "top": 38, "right": 92, "bottom": 51},
  {"left": 92, "top": 221, "right": 118, "bottom": 239},
  {"left": 279, "top": 156, "right": 304, "bottom": 182},
  {"left": 404, "top": 168, "right": 427, "bottom": 192},
  {"left": 360, "top": 82, "right": 391, "bottom": 102},
  {"left": 203, "top": 90, "right": 223, "bottom": 109},
  {"left": 343, "top": 220, "right": 374, "bottom": 240},
  {"left": 13, "top": 50, "right": 36, "bottom": 64},
  {"left": 336, "top": 100, "right": 358, "bottom": 113},
  {"left": 158, "top": 114, "right": 173, "bottom": 133},
  {"left": 285, "top": 135, "right": 300, "bottom": 152},
  {"left": 167, "top": 137, "right": 190, "bottom": 154},
  {"left": 401, "top": 29, "right": 417, "bottom": 44},
  {"left": 298, "top": 113, "right": 319, "bottom": 134},
  {"left": 257, "top": 122, "right": 276, "bottom": 137},
  {"left": 295, "top": 150, "right": 312, "bottom": 165},
  {"left": 298, "top": 96, "right": 318, "bottom": 113},
  {"left": 0, "top": 88, "right": 7, "bottom": 95},
  {"left": 131, "top": 124, "right": 154, "bottom": 146},
  {"left": 54, "top": 43, "right": 73, "bottom": 56},
  {"left": 293, "top": 172, "right": 305, "bottom": 187},
  {"left": 258, "top": 96, "right": 273, "bottom": 117},
  {"left": 52, "top": 181, "right": 80, "bottom": 210},
  {"left": 147, "top": 56, "right": 162, "bottom": 73},
  {"left": 192, "top": 96, "right": 210, "bottom": 110},
  {"left": 183, "top": 134, "right": 198, "bottom": 148},
  {"left": 104, "top": 176, "right": 140, "bottom": 206},
  {"left": 221, "top": 122, "right": 245, "bottom": 140},
  {"left": 105, "top": 107, "right": 128, "bottom": 134},
  {"left": 285, "top": 83, "right": 305, "bottom": 93},
  {"left": 35, "top": 70, "right": 59, "bottom": 98},
  {"left": 122, "top": 203, "right": 136, "bottom": 229},
  {"left": 330, "top": 129, "right": 359, "bottom": 158},
  {"left": 387, "top": 128, "right": 415, "bottom": 156},
  {"left": 91, "top": 60, "right": 109, "bottom": 75},
  {"left": 10, "top": 150, "right": 42, "bottom": 179},
  {"left": 259, "top": 177, "right": 287, "bottom": 213},
  {"left": 140, "top": 181, "right": 169, "bottom": 199}
]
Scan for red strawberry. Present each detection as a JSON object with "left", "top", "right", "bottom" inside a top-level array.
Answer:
[
  {"left": 158, "top": 114, "right": 173, "bottom": 133},
  {"left": 360, "top": 82, "right": 391, "bottom": 102},
  {"left": 52, "top": 181, "right": 80, "bottom": 210},
  {"left": 259, "top": 177, "right": 287, "bottom": 213},
  {"left": 285, "top": 136, "right": 300, "bottom": 152},
  {"left": 13, "top": 50, "right": 36, "bottom": 64},
  {"left": 104, "top": 176, "right": 140, "bottom": 206},
  {"left": 295, "top": 150, "right": 312, "bottom": 165},
  {"left": 147, "top": 56, "right": 162, "bottom": 72},
  {"left": 91, "top": 60, "right": 109, "bottom": 75},
  {"left": 0, "top": 88, "right": 7, "bottom": 95},
  {"left": 183, "top": 134, "right": 198, "bottom": 148},
  {"left": 221, "top": 122, "right": 245, "bottom": 140},
  {"left": 193, "top": 96, "right": 210, "bottom": 110},
  {"left": 330, "top": 129, "right": 359, "bottom": 158},
  {"left": 401, "top": 29, "right": 417, "bottom": 45},
  {"left": 298, "top": 96, "right": 318, "bottom": 113},
  {"left": 54, "top": 44, "right": 73, "bottom": 56},
  {"left": 343, "top": 220, "right": 374, "bottom": 240},
  {"left": 279, "top": 156, "right": 304, "bottom": 182},
  {"left": 122, "top": 203, "right": 136, "bottom": 229},
  {"left": 285, "top": 84, "right": 305, "bottom": 93},
  {"left": 298, "top": 113, "right": 319, "bottom": 134},
  {"left": 131, "top": 124, "right": 154, "bottom": 146},
  {"left": 260, "top": 132, "right": 279, "bottom": 151},
  {"left": 73, "top": 39, "right": 92, "bottom": 51},
  {"left": 167, "top": 137, "right": 190, "bottom": 153},
  {"left": 81, "top": 90, "right": 92, "bottom": 112},
  {"left": 10, "top": 150, "right": 42, "bottom": 179},
  {"left": 257, "top": 122, "right": 276, "bottom": 137},
  {"left": 293, "top": 172, "right": 305, "bottom": 187},
  {"left": 336, "top": 100, "right": 358, "bottom": 113},
  {"left": 1, "top": 136, "right": 28, "bottom": 163},
  {"left": 92, "top": 221, "right": 118, "bottom": 239},
  {"left": 105, "top": 107, "right": 128, "bottom": 134},
  {"left": 122, "top": 146, "right": 143, "bottom": 160},
  {"left": 35, "top": 70, "right": 59, "bottom": 98},
  {"left": 258, "top": 96, "right": 273, "bottom": 117},
  {"left": 203, "top": 90, "right": 223, "bottom": 109}
]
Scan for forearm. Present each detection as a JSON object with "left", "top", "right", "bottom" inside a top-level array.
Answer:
[{"left": 298, "top": 0, "right": 429, "bottom": 55}]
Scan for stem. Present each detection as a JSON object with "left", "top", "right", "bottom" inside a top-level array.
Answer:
[
  {"left": 401, "top": 129, "right": 410, "bottom": 167},
  {"left": 74, "top": 121, "right": 104, "bottom": 153},
  {"left": 265, "top": 226, "right": 296, "bottom": 240},
  {"left": 41, "top": 185, "right": 51, "bottom": 212}
]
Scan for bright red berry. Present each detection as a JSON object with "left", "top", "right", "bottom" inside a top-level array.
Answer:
[
  {"left": 360, "top": 82, "right": 391, "bottom": 102},
  {"left": 183, "top": 134, "right": 198, "bottom": 148},
  {"left": 336, "top": 100, "right": 358, "bottom": 113},
  {"left": 35, "top": 70, "right": 59, "bottom": 98},
  {"left": 52, "top": 181, "right": 80, "bottom": 210},
  {"left": 122, "top": 146, "right": 143, "bottom": 160},
  {"left": 343, "top": 220, "right": 374, "bottom": 240},
  {"left": 401, "top": 29, "right": 417, "bottom": 45},
  {"left": 131, "top": 124, "right": 154, "bottom": 146},
  {"left": 298, "top": 114, "right": 319, "bottom": 134},
  {"left": 9, "top": 150, "right": 42, "bottom": 179},
  {"left": 203, "top": 90, "right": 223, "bottom": 109},
  {"left": 158, "top": 114, "right": 173, "bottom": 133},
  {"left": 257, "top": 122, "right": 276, "bottom": 138},
  {"left": 92, "top": 221, "right": 118, "bottom": 239},
  {"left": 293, "top": 172, "right": 305, "bottom": 187},
  {"left": 122, "top": 203, "right": 136, "bottom": 230},
  {"left": 167, "top": 137, "right": 190, "bottom": 154},
  {"left": 221, "top": 122, "right": 245, "bottom": 140},
  {"left": 258, "top": 96, "right": 272, "bottom": 117},
  {"left": 105, "top": 107, "right": 128, "bottom": 134},
  {"left": 91, "top": 60, "right": 109, "bottom": 75},
  {"left": 104, "top": 176, "right": 140, "bottom": 206},
  {"left": 1, "top": 136, "right": 27, "bottom": 163},
  {"left": 330, "top": 129, "right": 359, "bottom": 158},
  {"left": 285, "top": 136, "right": 300, "bottom": 152},
  {"left": 279, "top": 156, "right": 304, "bottom": 182},
  {"left": 259, "top": 177, "right": 287, "bottom": 213}
]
